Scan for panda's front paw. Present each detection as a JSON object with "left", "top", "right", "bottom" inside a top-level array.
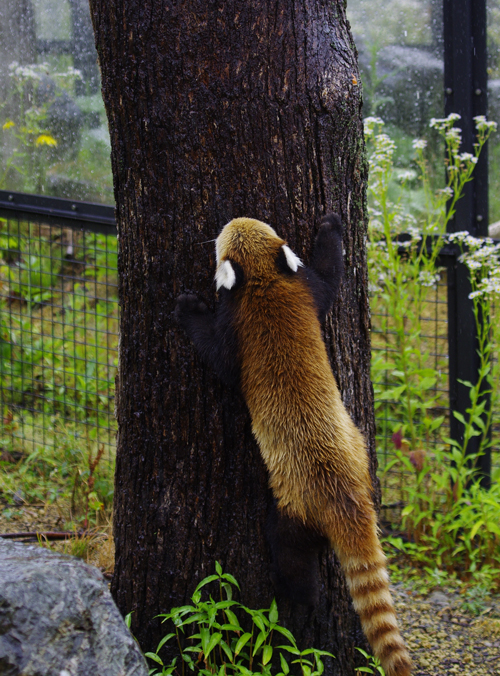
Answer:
[
  {"left": 318, "top": 213, "right": 343, "bottom": 237},
  {"left": 175, "top": 294, "right": 209, "bottom": 325}
]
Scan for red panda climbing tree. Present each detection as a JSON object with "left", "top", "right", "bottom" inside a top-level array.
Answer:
[{"left": 89, "top": 1, "right": 376, "bottom": 673}]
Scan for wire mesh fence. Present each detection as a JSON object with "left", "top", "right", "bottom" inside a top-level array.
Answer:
[
  {"left": 0, "top": 216, "right": 118, "bottom": 478},
  {"left": 0, "top": 211, "right": 498, "bottom": 512},
  {"left": 371, "top": 272, "right": 451, "bottom": 510},
  {"left": 371, "top": 264, "right": 499, "bottom": 520}
]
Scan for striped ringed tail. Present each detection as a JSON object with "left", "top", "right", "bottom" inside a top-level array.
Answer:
[{"left": 346, "top": 558, "right": 412, "bottom": 676}]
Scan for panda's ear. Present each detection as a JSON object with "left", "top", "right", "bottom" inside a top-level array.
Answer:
[
  {"left": 277, "top": 244, "right": 304, "bottom": 274},
  {"left": 215, "top": 259, "right": 244, "bottom": 290}
]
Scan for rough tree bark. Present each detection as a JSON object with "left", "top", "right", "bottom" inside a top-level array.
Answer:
[{"left": 89, "top": 1, "right": 375, "bottom": 673}]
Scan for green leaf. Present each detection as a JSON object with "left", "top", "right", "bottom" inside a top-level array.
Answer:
[
  {"left": 204, "top": 632, "right": 222, "bottom": 659},
  {"left": 214, "top": 600, "right": 237, "bottom": 610},
  {"left": 262, "top": 645, "right": 273, "bottom": 665},
  {"left": 277, "top": 645, "right": 300, "bottom": 655},
  {"left": 279, "top": 653, "right": 290, "bottom": 674},
  {"left": 224, "top": 610, "right": 241, "bottom": 629},
  {"left": 419, "top": 376, "right": 437, "bottom": 390},
  {"left": 469, "top": 519, "right": 484, "bottom": 540},
  {"left": 221, "top": 573, "right": 240, "bottom": 589},
  {"left": 427, "top": 415, "right": 445, "bottom": 432},
  {"left": 273, "top": 626, "right": 297, "bottom": 646},
  {"left": 453, "top": 411, "right": 466, "bottom": 425},
  {"left": 221, "top": 582, "right": 233, "bottom": 600},
  {"left": 156, "top": 633, "right": 175, "bottom": 652},
  {"left": 235, "top": 666, "right": 252, "bottom": 676},
  {"left": 144, "top": 652, "right": 164, "bottom": 665},
  {"left": 269, "top": 598, "right": 279, "bottom": 624},
  {"left": 234, "top": 633, "right": 252, "bottom": 657},
  {"left": 194, "top": 575, "right": 219, "bottom": 594},
  {"left": 252, "top": 630, "right": 267, "bottom": 655},
  {"left": 220, "top": 640, "right": 233, "bottom": 662},
  {"left": 215, "top": 561, "right": 223, "bottom": 576},
  {"left": 200, "top": 627, "right": 211, "bottom": 654},
  {"left": 377, "top": 384, "right": 407, "bottom": 401},
  {"left": 252, "top": 614, "right": 267, "bottom": 632}
]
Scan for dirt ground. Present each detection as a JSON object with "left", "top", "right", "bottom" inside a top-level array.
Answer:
[
  {"left": 1, "top": 504, "right": 499, "bottom": 674},
  {"left": 392, "top": 584, "right": 500, "bottom": 675},
  {"left": 0, "top": 503, "right": 114, "bottom": 574}
]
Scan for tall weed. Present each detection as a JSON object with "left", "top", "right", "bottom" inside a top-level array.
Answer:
[{"left": 366, "top": 114, "right": 500, "bottom": 589}]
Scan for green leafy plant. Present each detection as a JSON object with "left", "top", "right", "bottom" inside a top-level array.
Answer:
[
  {"left": 0, "top": 222, "right": 117, "bottom": 518},
  {"left": 355, "top": 648, "right": 385, "bottom": 676},
  {"left": 0, "top": 226, "right": 118, "bottom": 417},
  {"left": 448, "top": 230, "right": 500, "bottom": 473},
  {"left": 366, "top": 114, "right": 500, "bottom": 591},
  {"left": 145, "top": 563, "right": 335, "bottom": 676},
  {"left": 366, "top": 113, "right": 495, "bottom": 459}
]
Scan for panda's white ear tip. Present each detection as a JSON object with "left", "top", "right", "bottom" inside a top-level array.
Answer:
[
  {"left": 215, "top": 259, "right": 236, "bottom": 290},
  {"left": 282, "top": 244, "right": 303, "bottom": 273}
]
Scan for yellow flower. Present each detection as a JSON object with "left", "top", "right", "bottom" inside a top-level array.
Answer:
[
  {"left": 2, "top": 120, "right": 15, "bottom": 130},
  {"left": 35, "top": 134, "right": 57, "bottom": 147}
]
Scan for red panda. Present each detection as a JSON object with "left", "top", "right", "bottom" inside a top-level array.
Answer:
[{"left": 175, "top": 215, "right": 411, "bottom": 676}]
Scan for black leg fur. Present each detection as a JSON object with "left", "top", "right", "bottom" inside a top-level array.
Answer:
[
  {"left": 305, "top": 213, "right": 344, "bottom": 321},
  {"left": 267, "top": 501, "right": 328, "bottom": 607},
  {"left": 174, "top": 292, "right": 240, "bottom": 387}
]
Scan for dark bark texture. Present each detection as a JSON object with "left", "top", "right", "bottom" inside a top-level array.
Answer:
[{"left": 89, "top": 1, "right": 375, "bottom": 673}]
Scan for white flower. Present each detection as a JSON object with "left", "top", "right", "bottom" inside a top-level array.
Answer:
[
  {"left": 437, "top": 187, "right": 454, "bottom": 198},
  {"left": 364, "top": 117, "right": 385, "bottom": 137},
  {"left": 446, "top": 127, "right": 461, "bottom": 142},
  {"left": 397, "top": 169, "right": 417, "bottom": 183},
  {"left": 474, "top": 116, "right": 498, "bottom": 132},
  {"left": 412, "top": 139, "right": 427, "bottom": 150},
  {"left": 430, "top": 113, "right": 461, "bottom": 131},
  {"left": 448, "top": 231, "right": 470, "bottom": 243},
  {"left": 418, "top": 270, "right": 440, "bottom": 287}
]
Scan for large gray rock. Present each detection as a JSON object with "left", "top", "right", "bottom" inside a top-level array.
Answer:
[{"left": 0, "top": 538, "right": 148, "bottom": 676}]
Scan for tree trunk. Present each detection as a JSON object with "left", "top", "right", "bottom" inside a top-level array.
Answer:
[{"left": 89, "top": 1, "right": 375, "bottom": 673}]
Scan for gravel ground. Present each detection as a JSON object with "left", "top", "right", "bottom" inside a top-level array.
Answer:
[
  {"left": 1, "top": 505, "right": 500, "bottom": 674},
  {"left": 0, "top": 503, "right": 66, "bottom": 534},
  {"left": 393, "top": 584, "right": 500, "bottom": 675}
]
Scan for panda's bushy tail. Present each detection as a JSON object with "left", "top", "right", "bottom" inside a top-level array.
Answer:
[{"left": 333, "top": 529, "right": 412, "bottom": 676}]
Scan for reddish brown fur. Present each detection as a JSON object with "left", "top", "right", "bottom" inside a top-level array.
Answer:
[{"left": 217, "top": 219, "right": 411, "bottom": 676}]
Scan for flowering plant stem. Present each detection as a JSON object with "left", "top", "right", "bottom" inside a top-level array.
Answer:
[{"left": 366, "top": 114, "right": 500, "bottom": 587}]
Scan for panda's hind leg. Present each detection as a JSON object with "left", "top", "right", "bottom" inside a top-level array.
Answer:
[{"left": 267, "top": 501, "right": 328, "bottom": 607}]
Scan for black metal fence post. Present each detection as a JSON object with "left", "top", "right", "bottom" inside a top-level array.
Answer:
[{"left": 443, "top": 0, "right": 491, "bottom": 486}]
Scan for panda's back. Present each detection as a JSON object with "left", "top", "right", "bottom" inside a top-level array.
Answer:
[{"left": 235, "top": 275, "right": 352, "bottom": 447}]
